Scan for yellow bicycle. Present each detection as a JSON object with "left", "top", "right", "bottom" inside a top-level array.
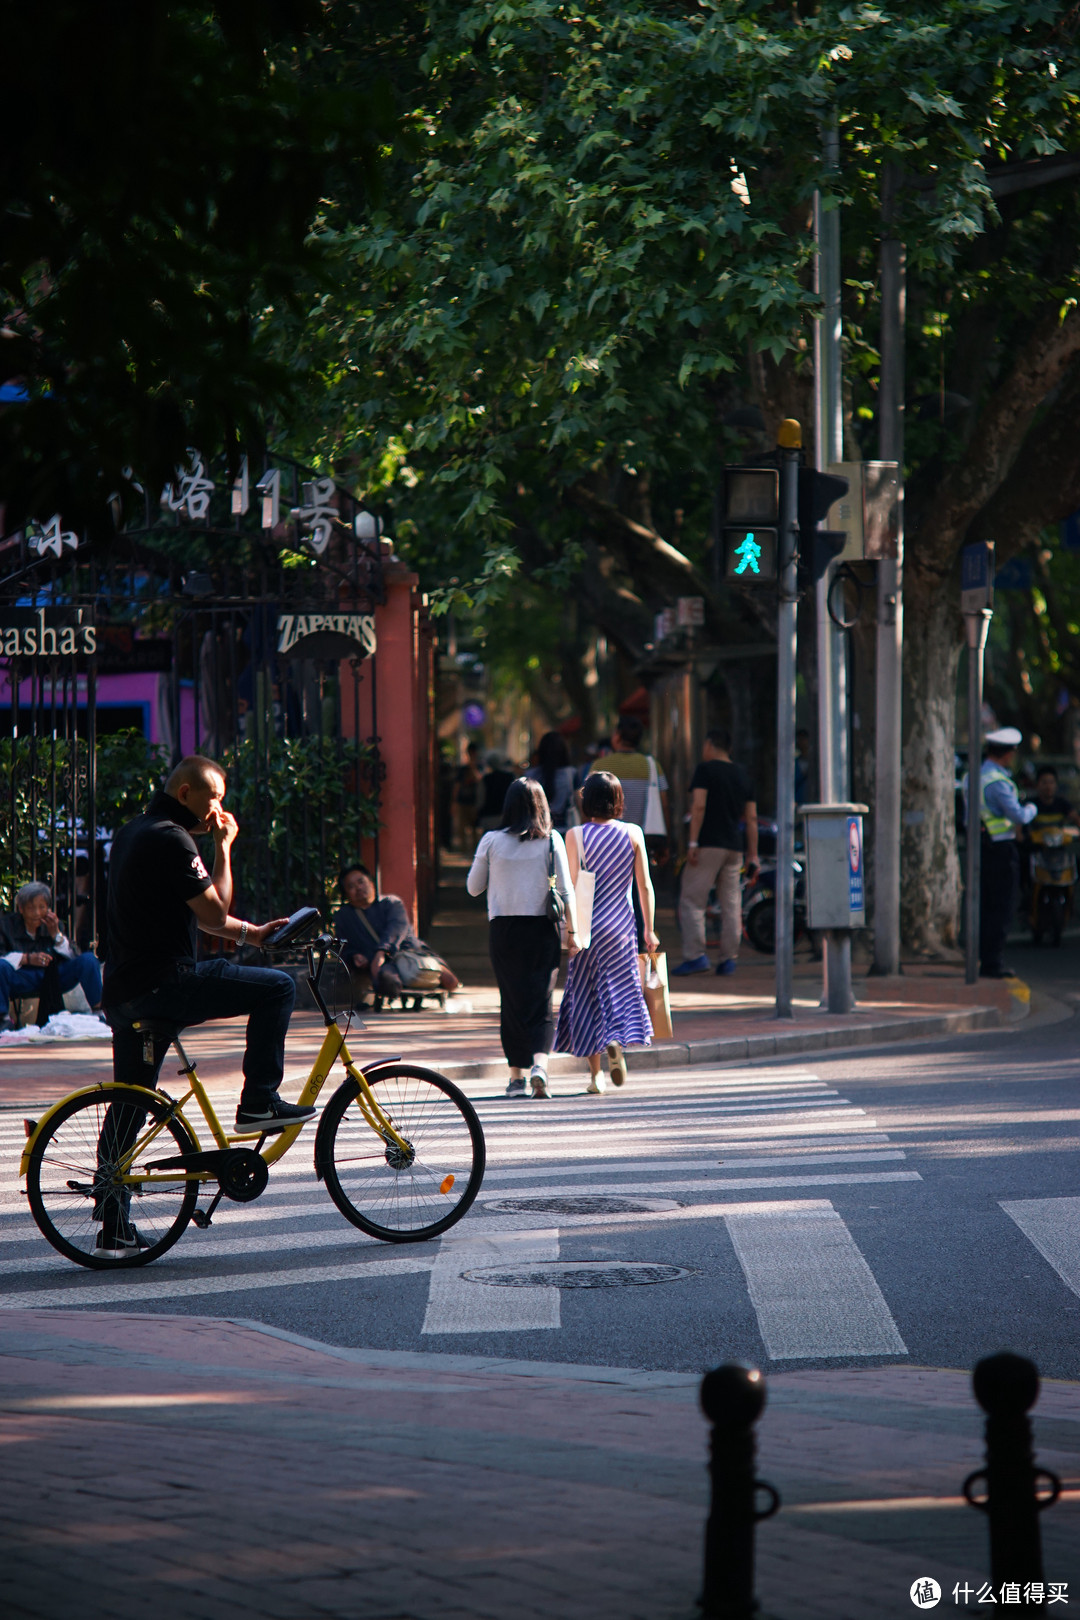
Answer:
[{"left": 20, "top": 929, "right": 486, "bottom": 1270}]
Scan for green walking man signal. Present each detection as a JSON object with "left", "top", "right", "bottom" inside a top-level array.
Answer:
[
  {"left": 722, "top": 467, "right": 779, "bottom": 582},
  {"left": 733, "top": 531, "right": 764, "bottom": 575}
]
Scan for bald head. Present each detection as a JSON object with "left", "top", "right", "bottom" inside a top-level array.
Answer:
[{"left": 165, "top": 755, "right": 226, "bottom": 797}]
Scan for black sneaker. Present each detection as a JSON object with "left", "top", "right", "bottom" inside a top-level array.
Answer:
[
  {"left": 95, "top": 1221, "right": 149, "bottom": 1258},
  {"left": 234, "top": 1095, "right": 317, "bottom": 1134}
]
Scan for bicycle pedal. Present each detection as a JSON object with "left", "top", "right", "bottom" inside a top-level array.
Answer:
[{"left": 191, "top": 1209, "right": 213, "bottom": 1229}]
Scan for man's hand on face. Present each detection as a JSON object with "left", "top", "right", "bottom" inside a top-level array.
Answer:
[
  {"left": 206, "top": 807, "right": 239, "bottom": 850},
  {"left": 43, "top": 909, "right": 60, "bottom": 937}
]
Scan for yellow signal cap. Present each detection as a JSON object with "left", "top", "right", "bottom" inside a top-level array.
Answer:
[{"left": 777, "top": 418, "right": 802, "bottom": 448}]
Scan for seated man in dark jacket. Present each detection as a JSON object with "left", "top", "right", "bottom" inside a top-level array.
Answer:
[
  {"left": 0, "top": 881, "right": 103, "bottom": 1028},
  {"left": 334, "top": 865, "right": 459, "bottom": 1004}
]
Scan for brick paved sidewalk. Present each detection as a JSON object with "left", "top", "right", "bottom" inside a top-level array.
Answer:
[
  {"left": 0, "top": 955, "right": 1027, "bottom": 1112},
  {"left": 1, "top": 1311, "right": 1077, "bottom": 1620}
]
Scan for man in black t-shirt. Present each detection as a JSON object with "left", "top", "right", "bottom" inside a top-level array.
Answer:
[
  {"left": 101, "top": 755, "right": 311, "bottom": 1252},
  {"left": 675, "top": 729, "right": 759, "bottom": 977}
]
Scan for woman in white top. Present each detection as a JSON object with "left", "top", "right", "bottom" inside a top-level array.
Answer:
[{"left": 467, "top": 778, "right": 578, "bottom": 1098}]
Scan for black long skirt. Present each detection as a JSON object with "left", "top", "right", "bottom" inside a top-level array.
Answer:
[{"left": 489, "top": 915, "right": 561, "bottom": 1068}]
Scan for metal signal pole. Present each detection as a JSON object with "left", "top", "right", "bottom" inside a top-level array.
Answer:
[{"left": 775, "top": 420, "right": 802, "bottom": 1019}]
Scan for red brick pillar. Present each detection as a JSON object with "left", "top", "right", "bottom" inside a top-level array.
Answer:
[{"left": 340, "top": 561, "right": 431, "bottom": 932}]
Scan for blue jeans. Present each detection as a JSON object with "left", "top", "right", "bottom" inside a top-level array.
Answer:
[
  {"left": 108, "top": 958, "right": 296, "bottom": 1110},
  {"left": 0, "top": 952, "right": 103, "bottom": 1017}
]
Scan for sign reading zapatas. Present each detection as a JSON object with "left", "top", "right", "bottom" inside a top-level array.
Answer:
[
  {"left": 276, "top": 612, "right": 376, "bottom": 661},
  {"left": 0, "top": 607, "right": 97, "bottom": 657}
]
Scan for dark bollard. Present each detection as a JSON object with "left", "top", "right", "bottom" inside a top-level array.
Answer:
[
  {"left": 700, "top": 1363, "right": 780, "bottom": 1620},
  {"left": 963, "top": 1352, "right": 1061, "bottom": 1588}
]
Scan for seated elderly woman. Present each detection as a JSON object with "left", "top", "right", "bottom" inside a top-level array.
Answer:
[
  {"left": 334, "top": 864, "right": 459, "bottom": 1006},
  {"left": 0, "top": 881, "right": 103, "bottom": 1029}
]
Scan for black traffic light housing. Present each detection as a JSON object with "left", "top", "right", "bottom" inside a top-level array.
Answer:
[
  {"left": 721, "top": 467, "right": 779, "bottom": 583},
  {"left": 798, "top": 467, "right": 849, "bottom": 581}
]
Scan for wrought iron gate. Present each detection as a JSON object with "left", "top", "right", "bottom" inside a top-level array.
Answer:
[{"left": 0, "top": 452, "right": 385, "bottom": 950}]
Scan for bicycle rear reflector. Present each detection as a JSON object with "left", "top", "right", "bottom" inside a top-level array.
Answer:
[{"left": 440, "top": 1174, "right": 456, "bottom": 1195}]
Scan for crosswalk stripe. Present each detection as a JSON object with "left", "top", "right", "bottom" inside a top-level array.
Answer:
[
  {"left": 0, "top": 1220, "right": 382, "bottom": 1275},
  {"left": 476, "top": 1172, "right": 922, "bottom": 1199},
  {"left": 422, "top": 1226, "right": 560, "bottom": 1334},
  {"left": 724, "top": 1205, "right": 908, "bottom": 1359},
  {"left": 0, "top": 1252, "right": 434, "bottom": 1312},
  {"left": 999, "top": 1197, "right": 1080, "bottom": 1301},
  {"left": 481, "top": 1151, "right": 908, "bottom": 1180}
]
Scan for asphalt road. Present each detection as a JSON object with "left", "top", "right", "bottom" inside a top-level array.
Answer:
[{"left": 3, "top": 936, "right": 1079, "bottom": 1380}]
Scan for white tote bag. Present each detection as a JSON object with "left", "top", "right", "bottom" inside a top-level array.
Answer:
[
  {"left": 644, "top": 754, "right": 666, "bottom": 836},
  {"left": 571, "top": 826, "right": 596, "bottom": 950}
]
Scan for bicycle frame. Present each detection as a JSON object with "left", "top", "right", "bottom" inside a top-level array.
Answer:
[{"left": 20, "top": 1022, "right": 411, "bottom": 1188}]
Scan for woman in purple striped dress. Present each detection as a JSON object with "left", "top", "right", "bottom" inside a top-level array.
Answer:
[{"left": 555, "top": 770, "right": 659, "bottom": 1093}]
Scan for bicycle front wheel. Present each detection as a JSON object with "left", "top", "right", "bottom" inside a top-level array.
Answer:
[
  {"left": 321, "top": 1064, "right": 485, "bottom": 1242},
  {"left": 26, "top": 1086, "right": 199, "bottom": 1270}
]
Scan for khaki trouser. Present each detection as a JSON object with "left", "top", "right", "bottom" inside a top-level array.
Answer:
[{"left": 678, "top": 847, "right": 743, "bottom": 963}]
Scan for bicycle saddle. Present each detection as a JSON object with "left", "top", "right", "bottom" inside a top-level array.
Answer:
[{"left": 131, "top": 1018, "right": 185, "bottom": 1039}]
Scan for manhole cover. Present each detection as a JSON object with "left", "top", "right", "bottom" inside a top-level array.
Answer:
[
  {"left": 482, "top": 1195, "right": 681, "bottom": 1215},
  {"left": 460, "top": 1261, "right": 696, "bottom": 1289}
]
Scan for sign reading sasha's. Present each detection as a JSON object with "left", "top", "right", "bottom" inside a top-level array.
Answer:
[
  {"left": 276, "top": 612, "right": 376, "bottom": 662},
  {"left": 0, "top": 607, "right": 97, "bottom": 657}
]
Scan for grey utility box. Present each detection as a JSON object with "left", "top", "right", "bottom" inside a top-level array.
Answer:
[{"left": 799, "top": 803, "right": 869, "bottom": 930}]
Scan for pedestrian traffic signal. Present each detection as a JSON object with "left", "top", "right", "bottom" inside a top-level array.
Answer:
[
  {"left": 723, "top": 526, "right": 778, "bottom": 581},
  {"left": 723, "top": 467, "right": 779, "bottom": 584},
  {"left": 798, "top": 468, "right": 850, "bottom": 581}
]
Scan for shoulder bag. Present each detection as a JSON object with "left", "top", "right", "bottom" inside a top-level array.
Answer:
[
  {"left": 546, "top": 831, "right": 566, "bottom": 926},
  {"left": 644, "top": 754, "right": 667, "bottom": 836},
  {"left": 571, "top": 826, "right": 596, "bottom": 950},
  {"left": 353, "top": 907, "right": 443, "bottom": 991}
]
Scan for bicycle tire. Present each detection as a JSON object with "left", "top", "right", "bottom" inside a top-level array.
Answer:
[
  {"left": 320, "top": 1064, "right": 485, "bottom": 1242},
  {"left": 26, "top": 1085, "right": 199, "bottom": 1270}
]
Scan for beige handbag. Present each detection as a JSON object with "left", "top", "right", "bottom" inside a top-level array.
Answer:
[
  {"left": 571, "top": 826, "right": 596, "bottom": 950},
  {"left": 642, "top": 951, "right": 673, "bottom": 1040}
]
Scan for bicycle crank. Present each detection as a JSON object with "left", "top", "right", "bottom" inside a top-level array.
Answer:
[{"left": 146, "top": 1146, "right": 269, "bottom": 1203}]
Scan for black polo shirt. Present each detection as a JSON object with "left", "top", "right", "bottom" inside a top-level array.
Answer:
[{"left": 102, "top": 789, "right": 214, "bottom": 1006}]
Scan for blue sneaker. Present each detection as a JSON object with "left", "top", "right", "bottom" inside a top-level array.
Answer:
[
  {"left": 715, "top": 959, "right": 737, "bottom": 976},
  {"left": 672, "top": 955, "right": 711, "bottom": 976}
]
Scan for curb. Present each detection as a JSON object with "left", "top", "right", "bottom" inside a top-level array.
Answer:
[{"left": 433, "top": 1002, "right": 1003, "bottom": 1085}]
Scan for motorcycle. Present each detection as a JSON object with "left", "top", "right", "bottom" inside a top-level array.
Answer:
[
  {"left": 1027, "top": 824, "right": 1079, "bottom": 946},
  {"left": 740, "top": 858, "right": 808, "bottom": 954}
]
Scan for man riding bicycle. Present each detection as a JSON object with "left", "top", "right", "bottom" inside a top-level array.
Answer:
[{"left": 103, "top": 755, "right": 315, "bottom": 1250}]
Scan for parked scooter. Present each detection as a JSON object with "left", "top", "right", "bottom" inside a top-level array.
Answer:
[
  {"left": 1027, "top": 824, "right": 1079, "bottom": 946},
  {"left": 741, "top": 859, "right": 808, "bottom": 954}
]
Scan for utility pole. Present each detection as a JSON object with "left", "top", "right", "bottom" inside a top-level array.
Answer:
[
  {"left": 873, "top": 164, "right": 905, "bottom": 977},
  {"left": 775, "top": 421, "right": 802, "bottom": 1019},
  {"left": 813, "top": 116, "right": 854, "bottom": 1011},
  {"left": 962, "top": 542, "right": 995, "bottom": 985}
]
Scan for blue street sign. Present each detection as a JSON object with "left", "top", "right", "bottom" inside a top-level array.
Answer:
[{"left": 847, "top": 816, "right": 864, "bottom": 915}]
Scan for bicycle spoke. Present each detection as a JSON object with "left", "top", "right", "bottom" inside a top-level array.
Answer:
[{"left": 324, "top": 1067, "right": 485, "bottom": 1241}]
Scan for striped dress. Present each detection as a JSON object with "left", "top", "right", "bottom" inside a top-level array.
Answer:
[{"left": 554, "top": 820, "right": 651, "bottom": 1057}]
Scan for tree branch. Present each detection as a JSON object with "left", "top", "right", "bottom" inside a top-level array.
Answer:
[{"left": 912, "top": 305, "right": 1080, "bottom": 580}]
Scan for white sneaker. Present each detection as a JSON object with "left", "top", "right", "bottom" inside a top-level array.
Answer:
[
  {"left": 505, "top": 1077, "right": 528, "bottom": 1098},
  {"left": 606, "top": 1042, "right": 627, "bottom": 1087},
  {"left": 586, "top": 1074, "right": 607, "bottom": 1094},
  {"left": 529, "top": 1067, "right": 551, "bottom": 1098}
]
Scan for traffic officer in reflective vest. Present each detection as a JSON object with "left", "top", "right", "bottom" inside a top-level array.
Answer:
[{"left": 966, "top": 727, "right": 1036, "bottom": 978}]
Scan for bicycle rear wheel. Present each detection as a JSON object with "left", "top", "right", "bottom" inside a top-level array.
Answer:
[
  {"left": 320, "top": 1064, "right": 485, "bottom": 1242},
  {"left": 26, "top": 1086, "right": 199, "bottom": 1269}
]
